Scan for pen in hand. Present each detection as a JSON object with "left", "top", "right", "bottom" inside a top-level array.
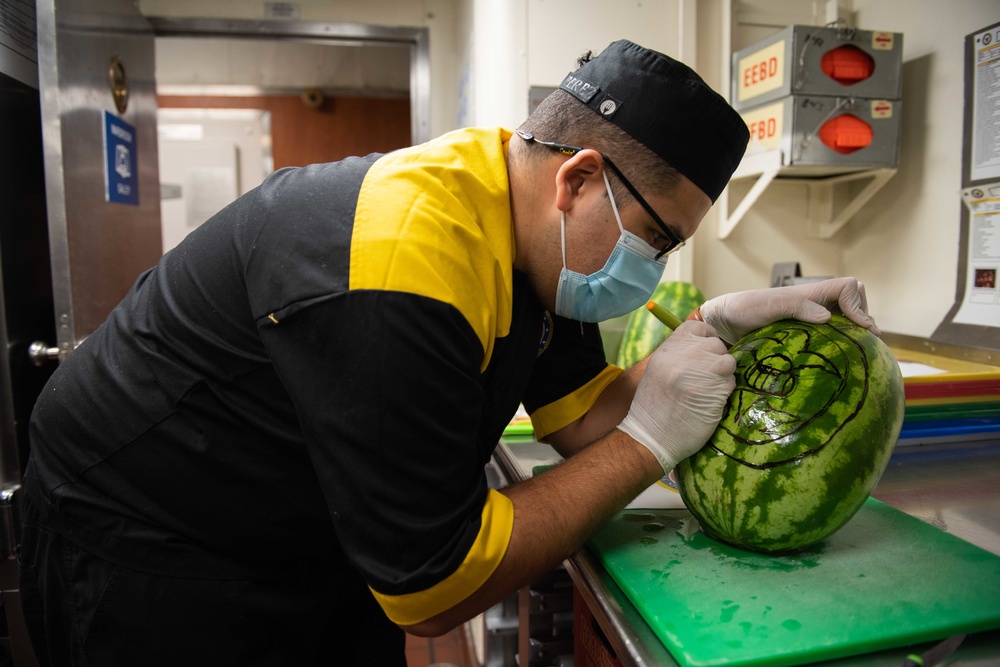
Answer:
[{"left": 646, "top": 301, "right": 683, "bottom": 331}]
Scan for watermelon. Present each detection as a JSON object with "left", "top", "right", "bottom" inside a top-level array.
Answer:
[
  {"left": 675, "top": 314, "right": 905, "bottom": 553},
  {"left": 616, "top": 282, "right": 705, "bottom": 368}
]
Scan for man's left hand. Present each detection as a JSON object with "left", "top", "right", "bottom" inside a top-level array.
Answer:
[{"left": 698, "top": 277, "right": 879, "bottom": 344}]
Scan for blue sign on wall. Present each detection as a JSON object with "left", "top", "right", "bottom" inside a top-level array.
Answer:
[{"left": 103, "top": 110, "right": 138, "bottom": 206}]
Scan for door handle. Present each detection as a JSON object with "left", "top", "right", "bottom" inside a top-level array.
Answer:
[{"left": 27, "top": 341, "right": 60, "bottom": 366}]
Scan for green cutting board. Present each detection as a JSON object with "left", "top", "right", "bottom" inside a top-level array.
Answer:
[{"left": 589, "top": 498, "right": 1000, "bottom": 667}]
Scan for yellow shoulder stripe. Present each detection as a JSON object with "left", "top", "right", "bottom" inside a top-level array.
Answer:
[
  {"left": 349, "top": 129, "right": 514, "bottom": 372},
  {"left": 370, "top": 488, "right": 514, "bottom": 626}
]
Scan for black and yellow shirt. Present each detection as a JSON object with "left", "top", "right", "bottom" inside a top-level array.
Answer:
[{"left": 27, "top": 127, "right": 621, "bottom": 625}]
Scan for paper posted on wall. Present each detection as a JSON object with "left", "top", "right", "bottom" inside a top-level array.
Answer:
[
  {"left": 954, "top": 185, "right": 1000, "bottom": 327},
  {"left": 971, "top": 24, "right": 1000, "bottom": 182}
]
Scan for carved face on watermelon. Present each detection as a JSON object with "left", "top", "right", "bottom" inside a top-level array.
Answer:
[
  {"left": 718, "top": 322, "right": 868, "bottom": 467},
  {"left": 676, "top": 315, "right": 905, "bottom": 553}
]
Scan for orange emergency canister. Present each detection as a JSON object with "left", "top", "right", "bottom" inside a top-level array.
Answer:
[
  {"left": 820, "top": 45, "right": 876, "bottom": 86},
  {"left": 819, "top": 114, "right": 874, "bottom": 154}
]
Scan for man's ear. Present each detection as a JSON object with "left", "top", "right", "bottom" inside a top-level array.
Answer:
[{"left": 554, "top": 149, "right": 605, "bottom": 212}]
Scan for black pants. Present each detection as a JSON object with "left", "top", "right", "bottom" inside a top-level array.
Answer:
[{"left": 18, "top": 517, "right": 405, "bottom": 666}]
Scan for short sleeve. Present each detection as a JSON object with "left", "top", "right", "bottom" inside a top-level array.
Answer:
[{"left": 522, "top": 314, "right": 622, "bottom": 440}]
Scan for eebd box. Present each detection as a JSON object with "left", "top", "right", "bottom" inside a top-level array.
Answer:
[
  {"left": 732, "top": 24, "right": 903, "bottom": 111},
  {"left": 741, "top": 95, "right": 901, "bottom": 172}
]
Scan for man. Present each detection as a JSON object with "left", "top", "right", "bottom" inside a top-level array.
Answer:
[{"left": 19, "top": 40, "right": 877, "bottom": 665}]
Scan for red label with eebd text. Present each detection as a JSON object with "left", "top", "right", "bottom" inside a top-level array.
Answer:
[
  {"left": 737, "top": 40, "right": 786, "bottom": 103},
  {"left": 741, "top": 101, "right": 785, "bottom": 152}
]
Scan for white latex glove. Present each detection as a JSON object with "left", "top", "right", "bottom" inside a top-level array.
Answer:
[
  {"left": 699, "top": 277, "right": 879, "bottom": 345},
  {"left": 618, "top": 321, "right": 737, "bottom": 473}
]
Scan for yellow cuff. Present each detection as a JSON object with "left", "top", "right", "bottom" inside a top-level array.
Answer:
[
  {"left": 370, "top": 489, "right": 514, "bottom": 625},
  {"left": 529, "top": 365, "right": 623, "bottom": 441}
]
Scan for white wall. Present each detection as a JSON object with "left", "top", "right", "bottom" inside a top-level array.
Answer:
[
  {"left": 455, "top": 0, "right": 695, "bottom": 281},
  {"left": 525, "top": 0, "right": 684, "bottom": 97},
  {"left": 692, "top": 1, "right": 842, "bottom": 309},
  {"left": 454, "top": 0, "right": 686, "bottom": 130},
  {"left": 694, "top": 0, "right": 1000, "bottom": 339},
  {"left": 139, "top": 0, "right": 998, "bottom": 339},
  {"left": 844, "top": 0, "right": 997, "bottom": 337}
]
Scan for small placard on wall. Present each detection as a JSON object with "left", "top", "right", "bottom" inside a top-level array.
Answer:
[
  {"left": 103, "top": 110, "right": 138, "bottom": 206},
  {"left": 264, "top": 2, "right": 300, "bottom": 19}
]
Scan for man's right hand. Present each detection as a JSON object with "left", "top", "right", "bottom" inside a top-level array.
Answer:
[{"left": 617, "top": 321, "right": 736, "bottom": 473}]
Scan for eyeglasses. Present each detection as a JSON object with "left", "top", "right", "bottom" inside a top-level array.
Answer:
[{"left": 515, "top": 129, "right": 686, "bottom": 259}]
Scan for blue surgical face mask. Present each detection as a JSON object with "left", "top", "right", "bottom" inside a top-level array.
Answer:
[{"left": 554, "top": 170, "right": 668, "bottom": 322}]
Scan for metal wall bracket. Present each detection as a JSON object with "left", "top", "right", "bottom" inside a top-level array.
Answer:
[
  {"left": 804, "top": 167, "right": 897, "bottom": 239},
  {"left": 718, "top": 150, "right": 783, "bottom": 239},
  {"left": 719, "top": 149, "right": 896, "bottom": 240}
]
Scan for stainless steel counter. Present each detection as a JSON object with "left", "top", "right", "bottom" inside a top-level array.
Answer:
[
  {"left": 493, "top": 436, "right": 1000, "bottom": 667},
  {"left": 871, "top": 439, "right": 1000, "bottom": 556}
]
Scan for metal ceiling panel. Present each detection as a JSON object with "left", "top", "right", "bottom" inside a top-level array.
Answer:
[{"left": 155, "top": 36, "right": 410, "bottom": 95}]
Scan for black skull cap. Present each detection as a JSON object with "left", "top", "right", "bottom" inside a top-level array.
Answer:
[{"left": 559, "top": 40, "right": 749, "bottom": 202}]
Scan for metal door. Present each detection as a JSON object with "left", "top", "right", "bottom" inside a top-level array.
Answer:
[
  {"left": 36, "top": 0, "right": 163, "bottom": 359},
  {"left": 1, "top": 3, "right": 161, "bottom": 662}
]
